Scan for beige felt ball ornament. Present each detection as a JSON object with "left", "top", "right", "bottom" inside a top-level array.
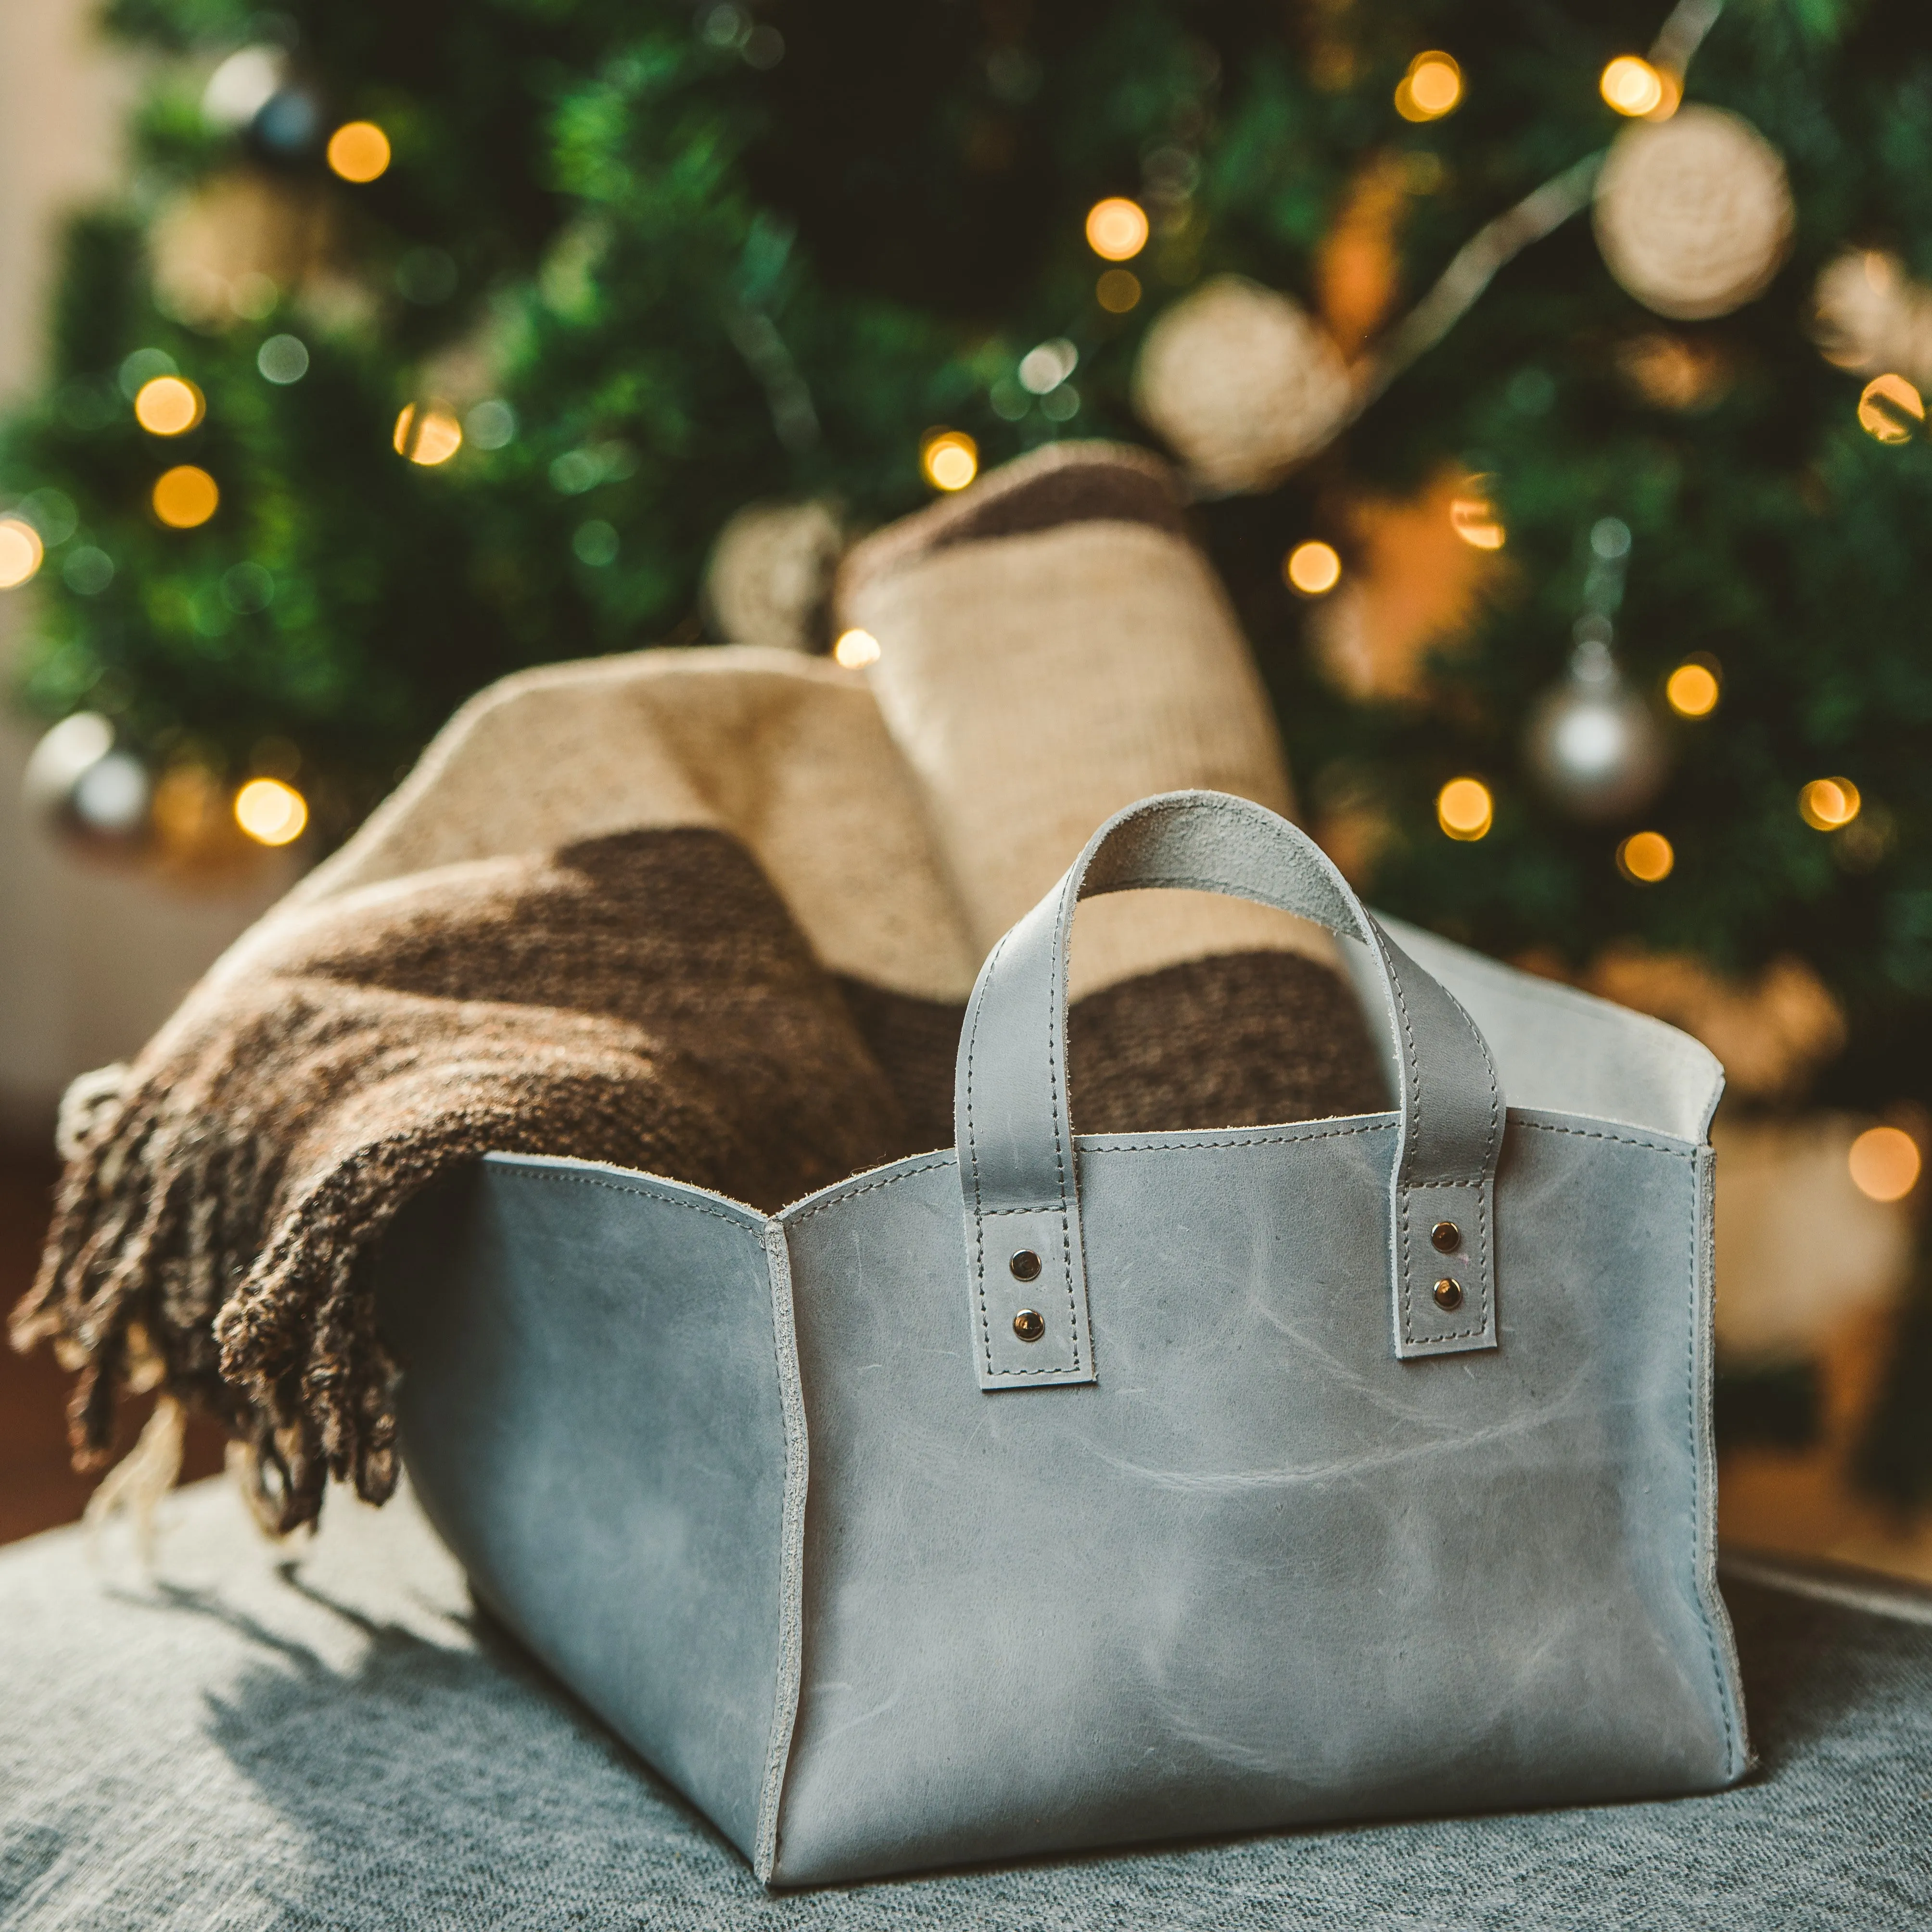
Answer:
[
  {"left": 1131, "top": 275, "right": 1352, "bottom": 494},
  {"left": 1592, "top": 104, "right": 1793, "bottom": 321}
]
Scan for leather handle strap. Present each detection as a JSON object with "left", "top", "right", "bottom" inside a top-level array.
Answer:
[{"left": 953, "top": 790, "right": 1503, "bottom": 1391}]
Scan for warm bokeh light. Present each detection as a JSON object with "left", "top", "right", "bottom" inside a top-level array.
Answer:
[
  {"left": 152, "top": 465, "right": 219, "bottom": 529},
  {"left": 1857, "top": 372, "right": 1924, "bottom": 443},
  {"left": 0, "top": 516, "right": 45, "bottom": 589},
  {"left": 1600, "top": 56, "right": 1665, "bottom": 116},
  {"left": 1848, "top": 1124, "right": 1922, "bottom": 1204},
  {"left": 1449, "top": 482, "right": 1505, "bottom": 550},
  {"left": 921, "top": 430, "right": 979, "bottom": 492},
  {"left": 1799, "top": 776, "right": 1862, "bottom": 830},
  {"left": 1085, "top": 197, "right": 1149, "bottom": 262},
  {"left": 393, "top": 404, "right": 464, "bottom": 466},
  {"left": 1617, "top": 830, "right": 1675, "bottom": 882},
  {"left": 1665, "top": 659, "right": 1721, "bottom": 717},
  {"left": 1096, "top": 268, "right": 1142, "bottom": 312},
  {"left": 1396, "top": 52, "right": 1462, "bottom": 121},
  {"left": 833, "top": 628, "right": 881, "bottom": 669},
  {"left": 133, "top": 375, "right": 205, "bottom": 436},
  {"left": 1436, "top": 776, "right": 1493, "bottom": 841},
  {"left": 327, "top": 120, "right": 392, "bottom": 183},
  {"left": 1284, "top": 540, "right": 1342, "bottom": 596},
  {"left": 233, "top": 776, "right": 309, "bottom": 846}
]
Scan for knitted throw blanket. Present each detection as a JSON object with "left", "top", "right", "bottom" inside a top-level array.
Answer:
[{"left": 13, "top": 824, "right": 1381, "bottom": 1533}]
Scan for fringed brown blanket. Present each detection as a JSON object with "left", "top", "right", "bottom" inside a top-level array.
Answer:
[
  {"left": 15, "top": 830, "right": 922, "bottom": 1531},
  {"left": 14, "top": 822, "right": 1381, "bottom": 1533}
]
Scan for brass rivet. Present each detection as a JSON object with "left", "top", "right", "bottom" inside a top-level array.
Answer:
[
  {"left": 1433, "top": 1278, "right": 1463, "bottom": 1312},
  {"left": 1013, "top": 1308, "right": 1045, "bottom": 1342},
  {"left": 1431, "top": 1221, "right": 1461, "bottom": 1254},
  {"left": 1009, "top": 1248, "right": 1042, "bottom": 1282}
]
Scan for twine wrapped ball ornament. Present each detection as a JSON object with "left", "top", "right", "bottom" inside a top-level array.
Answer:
[
  {"left": 702, "top": 498, "right": 846, "bottom": 653},
  {"left": 1593, "top": 104, "right": 1793, "bottom": 321},
  {"left": 1132, "top": 275, "right": 1352, "bottom": 494}
]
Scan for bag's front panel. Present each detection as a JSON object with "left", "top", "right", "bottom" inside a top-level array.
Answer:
[{"left": 773, "top": 1117, "right": 1742, "bottom": 1884}]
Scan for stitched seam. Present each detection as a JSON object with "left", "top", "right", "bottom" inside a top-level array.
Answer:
[
  {"left": 494, "top": 1166, "right": 756, "bottom": 1231},
  {"left": 1687, "top": 1152, "right": 1741, "bottom": 1777},
  {"left": 1383, "top": 934, "right": 1426, "bottom": 1345},
  {"left": 785, "top": 1155, "right": 954, "bottom": 1224},
  {"left": 1513, "top": 1118, "right": 1692, "bottom": 1158},
  {"left": 964, "top": 930, "right": 1014, "bottom": 1379},
  {"left": 1080, "top": 1121, "right": 1397, "bottom": 1155},
  {"left": 752, "top": 1223, "right": 806, "bottom": 1881},
  {"left": 1433, "top": 977, "right": 1500, "bottom": 1344},
  {"left": 1045, "top": 877, "right": 1080, "bottom": 1373}
]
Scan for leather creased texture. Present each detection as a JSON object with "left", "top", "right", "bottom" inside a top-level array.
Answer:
[
  {"left": 773, "top": 1109, "right": 1745, "bottom": 1884},
  {"left": 376, "top": 1157, "right": 799, "bottom": 1870},
  {"left": 378, "top": 788, "right": 1747, "bottom": 1889}
]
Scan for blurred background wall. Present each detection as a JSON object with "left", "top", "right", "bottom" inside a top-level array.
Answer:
[{"left": 0, "top": 0, "right": 287, "bottom": 1142}]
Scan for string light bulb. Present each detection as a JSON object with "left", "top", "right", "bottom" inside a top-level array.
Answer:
[
  {"left": 1665, "top": 658, "right": 1721, "bottom": 717},
  {"left": 394, "top": 404, "right": 463, "bottom": 466},
  {"left": 1848, "top": 1124, "right": 1921, "bottom": 1203},
  {"left": 1436, "top": 777, "right": 1493, "bottom": 841},
  {"left": 152, "top": 465, "right": 219, "bottom": 529},
  {"left": 1284, "top": 541, "right": 1342, "bottom": 596},
  {"left": 1857, "top": 372, "right": 1923, "bottom": 443},
  {"left": 920, "top": 430, "right": 978, "bottom": 492},
  {"left": 1396, "top": 52, "right": 1462, "bottom": 123},
  {"left": 1798, "top": 776, "right": 1861, "bottom": 830},
  {"left": 1617, "top": 830, "right": 1674, "bottom": 882},
  {"left": 233, "top": 776, "right": 308, "bottom": 846},
  {"left": 133, "top": 375, "right": 205, "bottom": 436},
  {"left": 1600, "top": 56, "right": 1666, "bottom": 117},
  {"left": 1449, "top": 479, "right": 1505, "bottom": 549},
  {"left": 1085, "top": 197, "right": 1149, "bottom": 262},
  {"left": 0, "top": 516, "right": 45, "bottom": 589},
  {"left": 1095, "top": 268, "right": 1142, "bottom": 312},
  {"left": 833, "top": 628, "right": 880, "bottom": 669},
  {"left": 327, "top": 120, "right": 391, "bottom": 183}
]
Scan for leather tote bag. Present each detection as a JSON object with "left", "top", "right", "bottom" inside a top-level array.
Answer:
[{"left": 378, "top": 789, "right": 1751, "bottom": 1887}]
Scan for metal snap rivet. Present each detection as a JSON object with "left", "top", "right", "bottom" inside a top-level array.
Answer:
[
  {"left": 1433, "top": 1278, "right": 1463, "bottom": 1312},
  {"left": 1009, "top": 1248, "right": 1042, "bottom": 1282},
  {"left": 1013, "top": 1308, "right": 1045, "bottom": 1342},
  {"left": 1430, "top": 1221, "right": 1461, "bottom": 1254}
]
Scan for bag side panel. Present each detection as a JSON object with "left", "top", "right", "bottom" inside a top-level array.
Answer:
[
  {"left": 772, "top": 1118, "right": 1741, "bottom": 1885},
  {"left": 376, "top": 1154, "right": 790, "bottom": 1864}
]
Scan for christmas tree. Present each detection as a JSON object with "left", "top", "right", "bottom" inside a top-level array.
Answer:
[{"left": 1, "top": 0, "right": 1927, "bottom": 1493}]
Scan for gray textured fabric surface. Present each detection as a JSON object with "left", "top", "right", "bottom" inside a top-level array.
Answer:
[{"left": 0, "top": 1476, "right": 1926, "bottom": 1930}]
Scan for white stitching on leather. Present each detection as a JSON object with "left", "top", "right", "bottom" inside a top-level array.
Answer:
[{"left": 963, "top": 930, "right": 1012, "bottom": 1379}]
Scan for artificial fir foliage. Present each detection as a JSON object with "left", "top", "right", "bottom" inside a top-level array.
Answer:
[{"left": 2, "top": 1, "right": 1930, "bottom": 1485}]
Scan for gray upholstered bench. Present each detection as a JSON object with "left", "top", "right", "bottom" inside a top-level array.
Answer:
[{"left": 1, "top": 1477, "right": 1925, "bottom": 1928}]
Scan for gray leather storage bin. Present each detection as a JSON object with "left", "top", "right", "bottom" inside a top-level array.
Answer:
[{"left": 376, "top": 791, "right": 1749, "bottom": 1887}]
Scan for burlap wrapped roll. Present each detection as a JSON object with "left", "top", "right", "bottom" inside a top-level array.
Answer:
[{"left": 832, "top": 440, "right": 1336, "bottom": 997}]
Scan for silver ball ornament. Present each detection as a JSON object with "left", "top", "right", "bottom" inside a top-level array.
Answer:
[
  {"left": 1524, "top": 629, "right": 1668, "bottom": 821},
  {"left": 23, "top": 713, "right": 154, "bottom": 856}
]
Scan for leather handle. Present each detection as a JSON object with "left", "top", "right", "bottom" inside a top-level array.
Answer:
[{"left": 953, "top": 790, "right": 1503, "bottom": 1391}]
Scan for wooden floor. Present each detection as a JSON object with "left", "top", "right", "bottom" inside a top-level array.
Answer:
[
  {"left": 2, "top": 1146, "right": 1930, "bottom": 1577},
  {"left": 0, "top": 1147, "right": 223, "bottom": 1546}
]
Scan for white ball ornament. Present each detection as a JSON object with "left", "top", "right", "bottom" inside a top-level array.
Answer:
[
  {"left": 1132, "top": 275, "right": 1352, "bottom": 495},
  {"left": 1593, "top": 104, "right": 1794, "bottom": 321}
]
